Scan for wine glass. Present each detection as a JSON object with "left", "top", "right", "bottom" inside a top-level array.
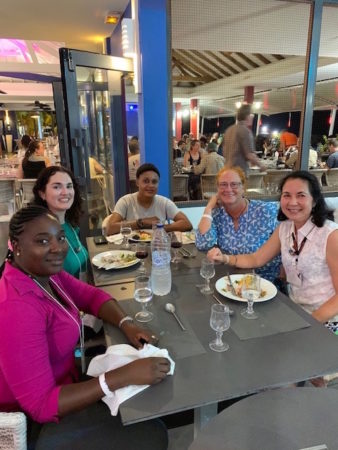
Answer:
[
  {"left": 120, "top": 221, "right": 132, "bottom": 249},
  {"left": 209, "top": 304, "right": 230, "bottom": 352},
  {"left": 241, "top": 273, "right": 261, "bottom": 320},
  {"left": 135, "top": 242, "right": 148, "bottom": 274},
  {"left": 134, "top": 275, "right": 153, "bottom": 322},
  {"left": 170, "top": 232, "right": 182, "bottom": 263},
  {"left": 199, "top": 258, "right": 215, "bottom": 294}
]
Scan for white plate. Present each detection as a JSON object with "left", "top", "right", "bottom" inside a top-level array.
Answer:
[
  {"left": 215, "top": 274, "right": 277, "bottom": 303},
  {"left": 129, "top": 229, "right": 153, "bottom": 243},
  {"left": 92, "top": 250, "right": 139, "bottom": 270}
]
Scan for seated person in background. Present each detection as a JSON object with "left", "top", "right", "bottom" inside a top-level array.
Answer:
[
  {"left": 17, "top": 140, "right": 51, "bottom": 179},
  {"left": 285, "top": 146, "right": 318, "bottom": 169},
  {"left": 279, "top": 128, "right": 298, "bottom": 154},
  {"left": 0, "top": 205, "right": 169, "bottom": 449},
  {"left": 89, "top": 156, "right": 105, "bottom": 178},
  {"left": 104, "top": 163, "right": 192, "bottom": 235},
  {"left": 193, "top": 142, "right": 225, "bottom": 175},
  {"left": 196, "top": 166, "right": 281, "bottom": 282},
  {"left": 326, "top": 138, "right": 338, "bottom": 169},
  {"left": 128, "top": 138, "right": 140, "bottom": 193}
]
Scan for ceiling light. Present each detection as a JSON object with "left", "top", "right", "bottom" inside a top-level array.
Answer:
[
  {"left": 121, "top": 18, "right": 134, "bottom": 57},
  {"left": 31, "top": 114, "right": 40, "bottom": 119},
  {"left": 105, "top": 11, "right": 121, "bottom": 25},
  {"left": 254, "top": 101, "right": 262, "bottom": 109},
  {"left": 235, "top": 101, "right": 242, "bottom": 109}
]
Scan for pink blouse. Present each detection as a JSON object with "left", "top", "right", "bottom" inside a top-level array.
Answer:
[{"left": 0, "top": 263, "right": 111, "bottom": 423}]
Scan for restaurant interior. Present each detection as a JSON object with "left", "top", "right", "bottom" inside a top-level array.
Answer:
[{"left": 1, "top": 1, "right": 338, "bottom": 449}]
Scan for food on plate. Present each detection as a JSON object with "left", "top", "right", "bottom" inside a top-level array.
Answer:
[
  {"left": 131, "top": 231, "right": 152, "bottom": 241},
  {"left": 222, "top": 275, "right": 267, "bottom": 298},
  {"left": 101, "top": 252, "right": 137, "bottom": 265}
]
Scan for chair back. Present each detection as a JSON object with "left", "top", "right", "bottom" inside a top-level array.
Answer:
[
  {"left": 17, "top": 179, "right": 37, "bottom": 208},
  {"left": 325, "top": 168, "right": 338, "bottom": 188},
  {"left": 263, "top": 169, "right": 292, "bottom": 190},
  {"left": 172, "top": 175, "right": 189, "bottom": 201},
  {"left": 246, "top": 172, "right": 266, "bottom": 189},
  {"left": 0, "top": 412, "right": 26, "bottom": 450},
  {"left": 0, "top": 179, "right": 16, "bottom": 216},
  {"left": 201, "top": 174, "right": 217, "bottom": 199},
  {"left": 309, "top": 168, "right": 327, "bottom": 187}
]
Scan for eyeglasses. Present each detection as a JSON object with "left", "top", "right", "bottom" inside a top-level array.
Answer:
[{"left": 218, "top": 182, "right": 242, "bottom": 189}]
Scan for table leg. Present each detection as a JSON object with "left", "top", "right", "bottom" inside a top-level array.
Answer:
[{"left": 194, "top": 403, "right": 218, "bottom": 438}]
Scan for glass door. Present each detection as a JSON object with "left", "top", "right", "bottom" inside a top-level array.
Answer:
[{"left": 59, "top": 48, "right": 133, "bottom": 236}]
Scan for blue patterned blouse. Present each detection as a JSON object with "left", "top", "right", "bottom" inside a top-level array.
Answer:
[{"left": 196, "top": 200, "right": 281, "bottom": 282}]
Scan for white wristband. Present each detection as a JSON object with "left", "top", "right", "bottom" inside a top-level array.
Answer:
[
  {"left": 99, "top": 373, "right": 114, "bottom": 398},
  {"left": 118, "top": 315, "right": 133, "bottom": 328},
  {"left": 223, "top": 254, "right": 230, "bottom": 264},
  {"left": 202, "top": 214, "right": 213, "bottom": 221}
]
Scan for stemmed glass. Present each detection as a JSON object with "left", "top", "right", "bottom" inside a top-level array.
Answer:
[
  {"left": 134, "top": 275, "right": 153, "bottom": 322},
  {"left": 120, "top": 221, "right": 132, "bottom": 249},
  {"left": 209, "top": 304, "right": 230, "bottom": 352},
  {"left": 170, "top": 232, "right": 182, "bottom": 263},
  {"left": 135, "top": 242, "right": 148, "bottom": 274},
  {"left": 241, "top": 273, "right": 261, "bottom": 320},
  {"left": 199, "top": 258, "right": 215, "bottom": 294}
]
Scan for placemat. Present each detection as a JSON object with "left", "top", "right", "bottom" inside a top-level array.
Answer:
[
  {"left": 230, "top": 298, "right": 310, "bottom": 340},
  {"left": 105, "top": 298, "right": 206, "bottom": 360}
]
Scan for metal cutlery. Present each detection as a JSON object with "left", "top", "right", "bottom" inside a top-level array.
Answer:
[
  {"left": 212, "top": 295, "right": 234, "bottom": 315},
  {"left": 165, "top": 303, "right": 187, "bottom": 331},
  {"left": 179, "top": 247, "right": 196, "bottom": 258},
  {"left": 226, "top": 271, "right": 237, "bottom": 296}
]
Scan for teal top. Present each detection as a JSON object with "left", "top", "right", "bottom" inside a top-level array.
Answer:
[{"left": 62, "top": 222, "right": 88, "bottom": 278}]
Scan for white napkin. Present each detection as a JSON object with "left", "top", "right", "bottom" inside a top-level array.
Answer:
[
  {"left": 106, "top": 233, "right": 124, "bottom": 244},
  {"left": 87, "top": 344, "right": 175, "bottom": 415},
  {"left": 182, "top": 231, "right": 196, "bottom": 244}
]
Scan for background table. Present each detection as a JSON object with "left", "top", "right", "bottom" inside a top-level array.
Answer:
[{"left": 189, "top": 387, "right": 338, "bottom": 450}]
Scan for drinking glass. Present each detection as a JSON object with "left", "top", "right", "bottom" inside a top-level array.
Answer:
[
  {"left": 120, "top": 221, "right": 132, "bottom": 249},
  {"left": 134, "top": 275, "right": 153, "bottom": 322},
  {"left": 170, "top": 231, "right": 182, "bottom": 263},
  {"left": 241, "top": 273, "right": 261, "bottom": 319},
  {"left": 199, "top": 258, "right": 215, "bottom": 294},
  {"left": 209, "top": 304, "right": 230, "bottom": 352},
  {"left": 135, "top": 242, "right": 148, "bottom": 274}
]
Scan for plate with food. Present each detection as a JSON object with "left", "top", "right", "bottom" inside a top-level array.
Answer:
[
  {"left": 129, "top": 230, "right": 153, "bottom": 243},
  {"left": 92, "top": 250, "right": 139, "bottom": 270},
  {"left": 215, "top": 274, "right": 277, "bottom": 303}
]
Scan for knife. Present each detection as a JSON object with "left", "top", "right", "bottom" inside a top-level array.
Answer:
[{"left": 226, "top": 272, "right": 237, "bottom": 296}]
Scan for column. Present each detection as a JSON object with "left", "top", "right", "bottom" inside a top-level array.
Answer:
[
  {"left": 175, "top": 103, "right": 182, "bottom": 140},
  {"left": 244, "top": 86, "right": 254, "bottom": 105},
  {"left": 190, "top": 99, "right": 199, "bottom": 138}
]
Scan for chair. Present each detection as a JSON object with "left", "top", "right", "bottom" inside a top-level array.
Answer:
[
  {"left": 16, "top": 179, "right": 37, "bottom": 208},
  {"left": 323, "top": 168, "right": 338, "bottom": 191},
  {"left": 172, "top": 175, "right": 189, "bottom": 201},
  {"left": 0, "top": 179, "right": 16, "bottom": 216},
  {"left": 0, "top": 412, "right": 27, "bottom": 450},
  {"left": 263, "top": 169, "right": 292, "bottom": 190},
  {"left": 201, "top": 174, "right": 217, "bottom": 199},
  {"left": 246, "top": 172, "right": 266, "bottom": 189},
  {"left": 309, "top": 168, "right": 327, "bottom": 187}
]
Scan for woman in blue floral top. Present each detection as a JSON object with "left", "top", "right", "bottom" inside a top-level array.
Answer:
[{"left": 196, "top": 166, "right": 281, "bottom": 282}]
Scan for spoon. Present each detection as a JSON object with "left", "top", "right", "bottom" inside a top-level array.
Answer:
[{"left": 165, "top": 303, "right": 187, "bottom": 331}]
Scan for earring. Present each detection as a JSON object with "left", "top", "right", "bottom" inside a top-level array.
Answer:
[{"left": 16, "top": 251, "right": 20, "bottom": 256}]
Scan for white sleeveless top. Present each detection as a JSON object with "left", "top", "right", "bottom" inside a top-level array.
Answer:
[{"left": 279, "top": 218, "right": 338, "bottom": 313}]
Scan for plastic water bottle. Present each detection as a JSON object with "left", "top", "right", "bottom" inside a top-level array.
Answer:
[{"left": 151, "top": 224, "right": 172, "bottom": 296}]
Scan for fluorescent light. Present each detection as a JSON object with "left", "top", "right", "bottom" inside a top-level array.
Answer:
[{"left": 121, "top": 18, "right": 134, "bottom": 57}]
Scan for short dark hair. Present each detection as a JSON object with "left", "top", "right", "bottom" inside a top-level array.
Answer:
[
  {"left": 237, "top": 104, "right": 252, "bottom": 122},
  {"left": 277, "top": 170, "right": 334, "bottom": 227},
  {"left": 199, "top": 136, "right": 207, "bottom": 144},
  {"left": 21, "top": 135, "right": 32, "bottom": 149},
  {"left": 328, "top": 138, "right": 338, "bottom": 148},
  {"left": 178, "top": 140, "right": 185, "bottom": 147},
  {"left": 33, "top": 166, "right": 83, "bottom": 226},
  {"left": 136, "top": 163, "right": 160, "bottom": 179},
  {"left": 128, "top": 139, "right": 139, "bottom": 154}
]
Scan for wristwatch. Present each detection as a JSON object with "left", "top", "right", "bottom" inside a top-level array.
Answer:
[{"left": 137, "top": 218, "right": 143, "bottom": 229}]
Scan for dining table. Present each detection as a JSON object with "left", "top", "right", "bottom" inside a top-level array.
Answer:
[{"left": 87, "top": 237, "right": 338, "bottom": 437}]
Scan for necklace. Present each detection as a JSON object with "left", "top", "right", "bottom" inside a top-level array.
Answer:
[{"left": 30, "top": 275, "right": 86, "bottom": 373}]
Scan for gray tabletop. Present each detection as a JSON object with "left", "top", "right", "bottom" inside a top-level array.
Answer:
[
  {"left": 102, "top": 265, "right": 338, "bottom": 427},
  {"left": 189, "top": 387, "right": 338, "bottom": 450}
]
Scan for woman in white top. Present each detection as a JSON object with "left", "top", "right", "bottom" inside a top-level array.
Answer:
[{"left": 208, "top": 171, "right": 338, "bottom": 323}]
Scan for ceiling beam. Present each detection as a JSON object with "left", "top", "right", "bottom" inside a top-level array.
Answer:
[
  {"left": 172, "top": 55, "right": 202, "bottom": 78},
  {"left": 172, "top": 50, "right": 215, "bottom": 81},
  {"left": 173, "top": 75, "right": 210, "bottom": 83},
  {"left": 177, "top": 49, "right": 220, "bottom": 80},
  {"left": 220, "top": 52, "right": 248, "bottom": 72},
  {"left": 235, "top": 53, "right": 259, "bottom": 69},
  {"left": 253, "top": 53, "right": 271, "bottom": 65},
  {"left": 193, "top": 50, "right": 231, "bottom": 78},
  {"left": 187, "top": 49, "right": 226, "bottom": 80}
]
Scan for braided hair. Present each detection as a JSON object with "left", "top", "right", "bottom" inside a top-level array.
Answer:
[
  {"left": 0, "top": 205, "right": 53, "bottom": 277},
  {"left": 22, "top": 140, "right": 40, "bottom": 169}
]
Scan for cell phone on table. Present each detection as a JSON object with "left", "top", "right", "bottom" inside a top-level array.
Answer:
[{"left": 94, "top": 235, "right": 108, "bottom": 245}]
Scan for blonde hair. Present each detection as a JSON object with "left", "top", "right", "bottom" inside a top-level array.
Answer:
[{"left": 216, "top": 165, "right": 247, "bottom": 190}]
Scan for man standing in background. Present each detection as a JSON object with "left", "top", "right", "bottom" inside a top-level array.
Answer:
[{"left": 222, "top": 104, "right": 264, "bottom": 175}]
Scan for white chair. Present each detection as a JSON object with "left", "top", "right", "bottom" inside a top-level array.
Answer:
[
  {"left": 16, "top": 179, "right": 37, "bottom": 208},
  {"left": 246, "top": 172, "right": 266, "bottom": 190},
  {"left": 323, "top": 168, "right": 338, "bottom": 191},
  {"left": 0, "top": 179, "right": 16, "bottom": 216},
  {"left": 309, "top": 168, "right": 327, "bottom": 187},
  {"left": 201, "top": 174, "right": 217, "bottom": 199},
  {"left": 0, "top": 412, "right": 27, "bottom": 450},
  {"left": 263, "top": 169, "right": 292, "bottom": 190}
]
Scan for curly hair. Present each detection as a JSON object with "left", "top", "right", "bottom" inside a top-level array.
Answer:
[
  {"left": 33, "top": 166, "right": 83, "bottom": 226},
  {"left": 277, "top": 170, "right": 334, "bottom": 227}
]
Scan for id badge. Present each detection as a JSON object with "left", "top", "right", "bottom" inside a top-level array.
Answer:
[{"left": 287, "top": 270, "right": 302, "bottom": 287}]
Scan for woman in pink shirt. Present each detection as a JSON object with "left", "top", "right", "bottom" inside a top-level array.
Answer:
[{"left": 0, "top": 205, "right": 169, "bottom": 449}]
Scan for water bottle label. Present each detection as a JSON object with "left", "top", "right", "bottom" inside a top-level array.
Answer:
[{"left": 152, "top": 250, "right": 171, "bottom": 266}]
